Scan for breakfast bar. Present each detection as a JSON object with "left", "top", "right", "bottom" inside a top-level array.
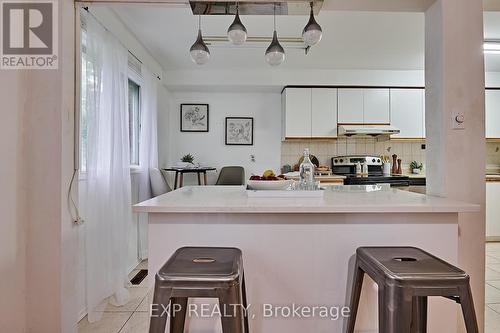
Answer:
[{"left": 134, "top": 185, "right": 479, "bottom": 333}]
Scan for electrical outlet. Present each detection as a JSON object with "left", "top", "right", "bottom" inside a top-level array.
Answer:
[{"left": 452, "top": 112, "right": 465, "bottom": 130}]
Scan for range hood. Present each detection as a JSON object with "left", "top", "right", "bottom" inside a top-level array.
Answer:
[{"left": 338, "top": 125, "right": 400, "bottom": 137}]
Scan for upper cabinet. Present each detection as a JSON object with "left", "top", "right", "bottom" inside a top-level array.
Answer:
[
  {"left": 282, "top": 88, "right": 312, "bottom": 138},
  {"left": 338, "top": 88, "right": 390, "bottom": 124},
  {"left": 390, "top": 89, "right": 425, "bottom": 138},
  {"left": 364, "top": 89, "right": 390, "bottom": 123},
  {"left": 282, "top": 88, "right": 337, "bottom": 140},
  {"left": 486, "top": 90, "right": 500, "bottom": 139},
  {"left": 337, "top": 89, "right": 363, "bottom": 123},
  {"left": 311, "top": 88, "right": 338, "bottom": 138}
]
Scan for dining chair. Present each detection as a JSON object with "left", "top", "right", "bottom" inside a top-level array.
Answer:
[
  {"left": 215, "top": 166, "right": 246, "bottom": 186},
  {"left": 150, "top": 168, "right": 172, "bottom": 196}
]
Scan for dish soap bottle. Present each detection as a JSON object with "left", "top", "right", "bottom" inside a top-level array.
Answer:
[{"left": 299, "top": 148, "right": 315, "bottom": 190}]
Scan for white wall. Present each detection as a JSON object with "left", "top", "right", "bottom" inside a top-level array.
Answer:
[
  {"left": 0, "top": 71, "right": 26, "bottom": 333},
  {"left": 160, "top": 92, "right": 282, "bottom": 185}
]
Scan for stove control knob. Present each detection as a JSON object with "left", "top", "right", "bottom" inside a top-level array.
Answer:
[
  {"left": 334, "top": 159, "right": 338, "bottom": 164},
  {"left": 372, "top": 158, "right": 376, "bottom": 163},
  {"left": 377, "top": 159, "right": 381, "bottom": 163},
  {"left": 339, "top": 159, "right": 344, "bottom": 163}
]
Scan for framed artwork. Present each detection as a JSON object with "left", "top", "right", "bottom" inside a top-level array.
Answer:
[
  {"left": 180, "top": 104, "right": 209, "bottom": 132},
  {"left": 225, "top": 117, "right": 254, "bottom": 146}
]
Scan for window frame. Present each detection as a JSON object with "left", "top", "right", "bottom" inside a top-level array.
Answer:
[{"left": 127, "top": 76, "right": 142, "bottom": 172}]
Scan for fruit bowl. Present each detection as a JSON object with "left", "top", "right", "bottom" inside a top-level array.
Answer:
[{"left": 247, "top": 179, "right": 294, "bottom": 191}]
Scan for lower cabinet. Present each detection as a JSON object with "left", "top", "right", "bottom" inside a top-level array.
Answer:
[{"left": 487, "top": 182, "right": 500, "bottom": 239}]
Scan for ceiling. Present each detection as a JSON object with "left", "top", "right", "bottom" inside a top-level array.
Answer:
[{"left": 109, "top": 4, "right": 500, "bottom": 73}]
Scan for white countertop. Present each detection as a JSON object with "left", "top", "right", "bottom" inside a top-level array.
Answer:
[{"left": 133, "top": 185, "right": 479, "bottom": 214}]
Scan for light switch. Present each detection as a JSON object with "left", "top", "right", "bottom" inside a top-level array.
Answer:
[{"left": 452, "top": 112, "right": 465, "bottom": 130}]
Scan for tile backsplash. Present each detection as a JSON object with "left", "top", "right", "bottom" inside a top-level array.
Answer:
[
  {"left": 282, "top": 140, "right": 500, "bottom": 174},
  {"left": 281, "top": 138, "right": 426, "bottom": 173},
  {"left": 487, "top": 141, "right": 500, "bottom": 171}
]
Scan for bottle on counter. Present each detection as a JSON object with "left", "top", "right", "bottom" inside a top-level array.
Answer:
[
  {"left": 356, "top": 162, "right": 362, "bottom": 175},
  {"left": 362, "top": 161, "right": 369, "bottom": 175},
  {"left": 299, "top": 148, "right": 315, "bottom": 190}
]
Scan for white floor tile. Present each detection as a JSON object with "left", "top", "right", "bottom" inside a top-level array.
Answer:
[
  {"left": 78, "top": 313, "right": 131, "bottom": 333},
  {"left": 486, "top": 243, "right": 500, "bottom": 253},
  {"left": 487, "top": 282, "right": 500, "bottom": 304},
  {"left": 99, "top": 287, "right": 149, "bottom": 312},
  {"left": 137, "top": 260, "right": 148, "bottom": 270},
  {"left": 119, "top": 312, "right": 149, "bottom": 333},
  {"left": 486, "top": 306, "right": 500, "bottom": 333},
  {"left": 136, "top": 290, "right": 153, "bottom": 313},
  {"left": 488, "top": 263, "right": 500, "bottom": 273},
  {"left": 487, "top": 255, "right": 500, "bottom": 265},
  {"left": 486, "top": 267, "right": 500, "bottom": 281}
]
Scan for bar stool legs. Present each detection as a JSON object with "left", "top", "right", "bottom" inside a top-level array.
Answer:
[
  {"left": 411, "top": 297, "right": 427, "bottom": 333},
  {"left": 217, "top": 282, "right": 246, "bottom": 333},
  {"left": 346, "top": 259, "right": 365, "bottom": 333},
  {"left": 170, "top": 297, "right": 187, "bottom": 333},
  {"left": 150, "top": 285, "right": 172, "bottom": 333},
  {"left": 458, "top": 284, "right": 479, "bottom": 333}
]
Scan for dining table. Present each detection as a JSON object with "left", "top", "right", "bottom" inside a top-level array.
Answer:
[{"left": 162, "top": 167, "right": 217, "bottom": 189}]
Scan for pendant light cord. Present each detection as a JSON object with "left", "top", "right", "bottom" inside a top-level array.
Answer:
[
  {"left": 198, "top": 14, "right": 201, "bottom": 31},
  {"left": 274, "top": 3, "right": 276, "bottom": 30}
]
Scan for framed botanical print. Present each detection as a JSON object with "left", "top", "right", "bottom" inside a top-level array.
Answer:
[
  {"left": 225, "top": 117, "right": 254, "bottom": 146},
  {"left": 180, "top": 104, "right": 209, "bottom": 132}
]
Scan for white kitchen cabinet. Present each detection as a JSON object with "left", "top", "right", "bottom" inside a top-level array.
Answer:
[
  {"left": 338, "top": 88, "right": 390, "bottom": 124},
  {"left": 363, "top": 89, "right": 390, "bottom": 123},
  {"left": 486, "top": 90, "right": 500, "bottom": 139},
  {"left": 338, "top": 89, "right": 364, "bottom": 123},
  {"left": 282, "top": 88, "right": 312, "bottom": 138},
  {"left": 487, "top": 182, "right": 500, "bottom": 239},
  {"left": 390, "top": 89, "right": 425, "bottom": 138},
  {"left": 282, "top": 88, "right": 337, "bottom": 139},
  {"left": 311, "top": 88, "right": 337, "bottom": 137}
]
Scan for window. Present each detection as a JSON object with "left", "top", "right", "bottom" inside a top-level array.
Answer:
[
  {"left": 128, "top": 79, "right": 141, "bottom": 166},
  {"left": 79, "top": 28, "right": 142, "bottom": 171}
]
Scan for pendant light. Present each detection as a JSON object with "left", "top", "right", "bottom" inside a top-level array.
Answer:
[
  {"left": 227, "top": 3, "right": 247, "bottom": 45},
  {"left": 265, "top": 4, "right": 285, "bottom": 66},
  {"left": 302, "top": 2, "right": 322, "bottom": 46},
  {"left": 190, "top": 15, "right": 210, "bottom": 65}
]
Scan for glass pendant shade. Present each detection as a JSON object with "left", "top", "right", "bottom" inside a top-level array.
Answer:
[
  {"left": 265, "top": 30, "right": 285, "bottom": 66},
  {"left": 227, "top": 11, "right": 247, "bottom": 45},
  {"left": 302, "top": 7, "right": 322, "bottom": 46},
  {"left": 190, "top": 29, "right": 210, "bottom": 65}
]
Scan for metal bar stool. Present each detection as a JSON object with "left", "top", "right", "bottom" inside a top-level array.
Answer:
[
  {"left": 149, "top": 247, "right": 249, "bottom": 333},
  {"left": 346, "top": 247, "right": 478, "bottom": 333}
]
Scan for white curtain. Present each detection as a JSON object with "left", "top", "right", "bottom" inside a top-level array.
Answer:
[
  {"left": 80, "top": 11, "right": 131, "bottom": 322},
  {"left": 137, "top": 68, "right": 158, "bottom": 259}
]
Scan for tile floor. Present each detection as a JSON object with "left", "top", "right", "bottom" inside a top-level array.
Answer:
[
  {"left": 79, "top": 244, "right": 500, "bottom": 332},
  {"left": 78, "top": 260, "right": 152, "bottom": 333},
  {"left": 486, "top": 242, "right": 500, "bottom": 333}
]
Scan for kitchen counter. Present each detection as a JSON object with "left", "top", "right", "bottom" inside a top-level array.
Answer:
[
  {"left": 134, "top": 185, "right": 478, "bottom": 214},
  {"left": 486, "top": 174, "right": 500, "bottom": 182},
  {"left": 135, "top": 186, "right": 478, "bottom": 333}
]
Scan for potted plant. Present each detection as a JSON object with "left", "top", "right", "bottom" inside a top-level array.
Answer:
[
  {"left": 178, "top": 153, "right": 195, "bottom": 168},
  {"left": 410, "top": 161, "right": 423, "bottom": 174}
]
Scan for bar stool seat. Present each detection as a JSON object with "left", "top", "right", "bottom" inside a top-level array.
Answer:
[
  {"left": 347, "top": 247, "right": 479, "bottom": 333},
  {"left": 150, "top": 247, "right": 249, "bottom": 333}
]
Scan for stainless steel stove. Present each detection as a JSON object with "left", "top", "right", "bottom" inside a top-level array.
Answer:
[{"left": 331, "top": 155, "right": 410, "bottom": 187}]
